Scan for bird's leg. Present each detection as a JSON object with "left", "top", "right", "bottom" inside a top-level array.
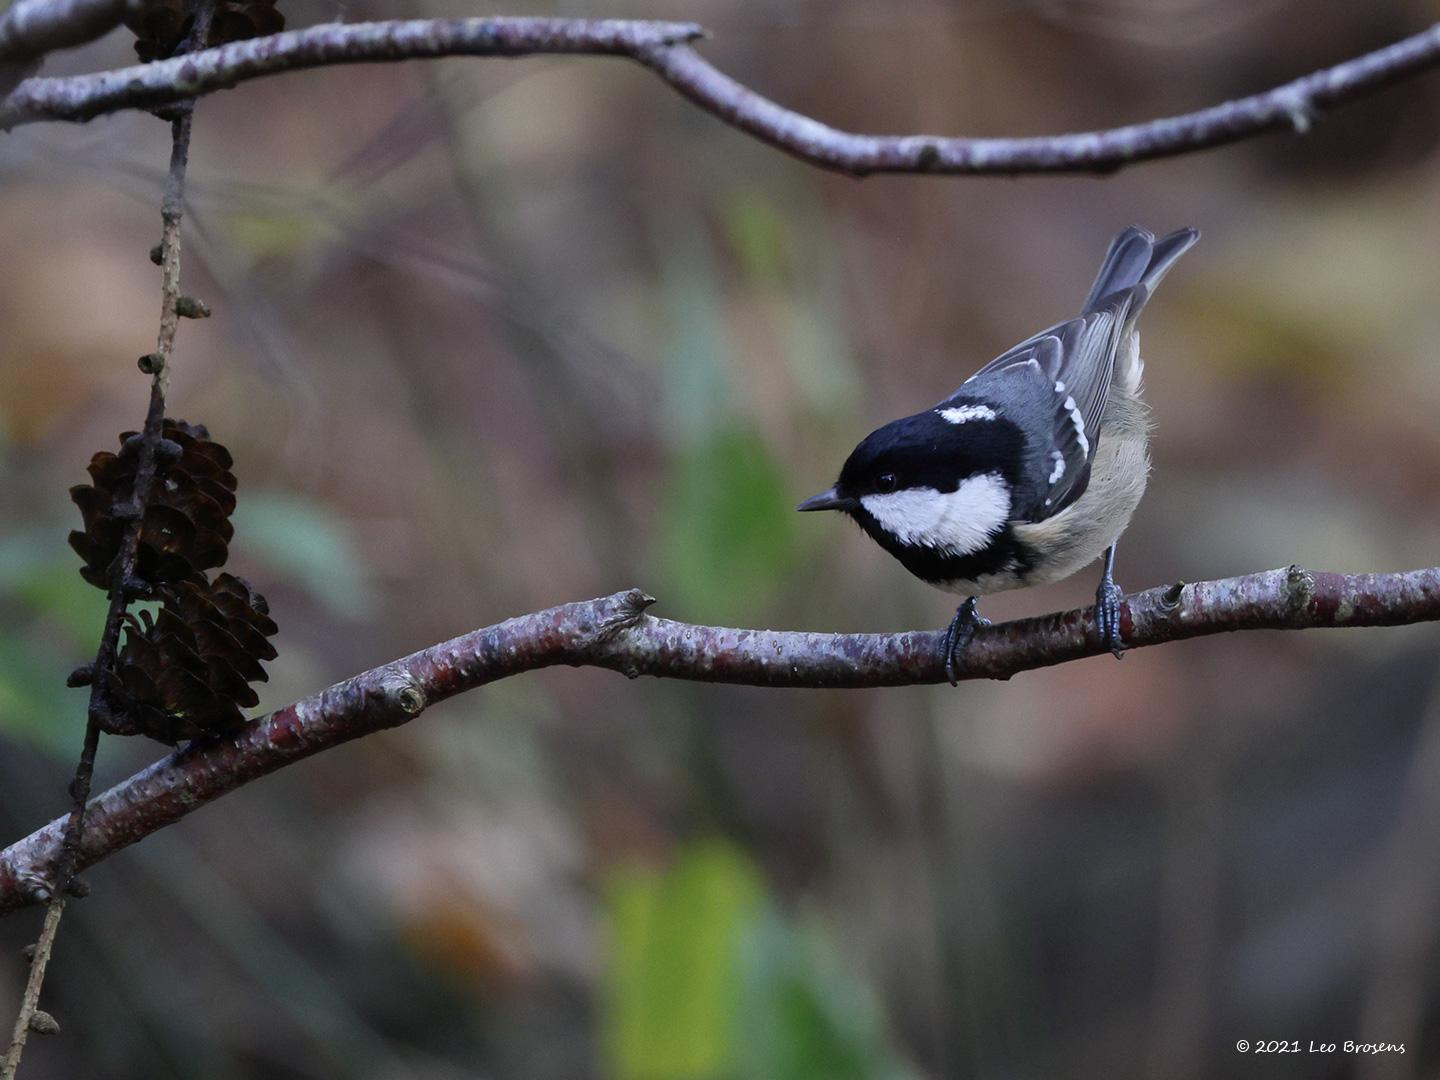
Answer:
[
  {"left": 1095, "top": 544, "right": 1126, "bottom": 659},
  {"left": 941, "top": 596, "right": 990, "bottom": 687}
]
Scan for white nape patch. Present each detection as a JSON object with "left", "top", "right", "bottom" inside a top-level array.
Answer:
[
  {"left": 1048, "top": 450, "right": 1066, "bottom": 484},
  {"left": 937, "top": 404, "right": 997, "bottom": 425},
  {"left": 1063, "top": 395, "right": 1090, "bottom": 457},
  {"left": 860, "top": 472, "right": 1011, "bottom": 556}
]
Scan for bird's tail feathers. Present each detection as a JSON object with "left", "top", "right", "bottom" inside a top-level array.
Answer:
[
  {"left": 1082, "top": 226, "right": 1199, "bottom": 317},
  {"left": 1085, "top": 225, "right": 1198, "bottom": 395}
]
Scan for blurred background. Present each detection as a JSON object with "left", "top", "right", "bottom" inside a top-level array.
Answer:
[{"left": 4, "top": 0, "right": 1440, "bottom": 1076}]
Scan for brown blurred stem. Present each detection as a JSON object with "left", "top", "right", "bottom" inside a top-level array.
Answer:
[
  {"left": 1, "top": 563, "right": 1438, "bottom": 918},
  {"left": 1, "top": 17, "right": 1440, "bottom": 172},
  {"left": 0, "top": 13, "right": 208, "bottom": 1072}
]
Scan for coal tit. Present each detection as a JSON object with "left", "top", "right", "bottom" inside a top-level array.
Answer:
[{"left": 798, "top": 226, "right": 1198, "bottom": 683}]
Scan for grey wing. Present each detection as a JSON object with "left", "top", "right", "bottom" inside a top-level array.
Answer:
[{"left": 951, "top": 289, "right": 1135, "bottom": 520}]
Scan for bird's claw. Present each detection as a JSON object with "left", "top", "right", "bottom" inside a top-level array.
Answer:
[
  {"left": 941, "top": 598, "right": 990, "bottom": 686},
  {"left": 1095, "top": 579, "right": 1125, "bottom": 659}
]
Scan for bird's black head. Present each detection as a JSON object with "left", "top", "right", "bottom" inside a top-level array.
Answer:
[{"left": 797, "top": 402, "right": 1027, "bottom": 567}]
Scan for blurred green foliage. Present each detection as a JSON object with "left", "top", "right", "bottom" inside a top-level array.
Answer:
[
  {"left": 0, "top": 631, "right": 80, "bottom": 756},
  {"left": 657, "top": 223, "right": 735, "bottom": 447},
  {"left": 723, "top": 192, "right": 792, "bottom": 286},
  {"left": 14, "top": 559, "right": 109, "bottom": 646},
  {"left": 653, "top": 212, "right": 804, "bottom": 622},
  {"left": 605, "top": 841, "right": 763, "bottom": 1078},
  {"left": 658, "top": 426, "right": 800, "bottom": 625},
  {"left": 233, "top": 491, "right": 375, "bottom": 620},
  {"left": 735, "top": 912, "right": 914, "bottom": 1080},
  {"left": 603, "top": 840, "right": 914, "bottom": 1080},
  {"left": 0, "top": 528, "right": 98, "bottom": 754},
  {"left": 221, "top": 207, "right": 334, "bottom": 267}
]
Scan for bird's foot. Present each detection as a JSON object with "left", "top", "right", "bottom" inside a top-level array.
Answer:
[
  {"left": 1095, "top": 577, "right": 1126, "bottom": 659},
  {"left": 941, "top": 597, "right": 990, "bottom": 687}
]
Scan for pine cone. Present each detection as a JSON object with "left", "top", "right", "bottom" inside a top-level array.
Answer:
[
  {"left": 69, "top": 419, "right": 236, "bottom": 591},
  {"left": 111, "top": 573, "right": 278, "bottom": 743},
  {"left": 125, "top": 0, "right": 284, "bottom": 63}
]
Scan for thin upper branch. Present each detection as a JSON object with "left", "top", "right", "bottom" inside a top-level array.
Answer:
[
  {"left": 638, "top": 23, "right": 1440, "bottom": 174},
  {"left": 0, "top": 0, "right": 136, "bottom": 96},
  {"left": 2, "top": 16, "right": 1439, "bottom": 174},
  {"left": 0, "top": 18, "right": 703, "bottom": 128},
  {"left": 0, "top": 0, "right": 134, "bottom": 64},
  {"left": 2, "top": 562, "right": 1438, "bottom": 916}
]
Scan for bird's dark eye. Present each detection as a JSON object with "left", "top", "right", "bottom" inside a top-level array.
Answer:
[{"left": 875, "top": 472, "right": 897, "bottom": 494}]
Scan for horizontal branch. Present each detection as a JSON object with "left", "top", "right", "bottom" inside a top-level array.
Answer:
[
  {"left": 0, "top": 0, "right": 136, "bottom": 99},
  {"left": 637, "top": 22, "right": 1440, "bottom": 174},
  {"left": 0, "top": 18, "right": 702, "bottom": 128},
  {"left": 3, "top": 563, "right": 1439, "bottom": 915},
  {"left": 0, "top": 0, "right": 134, "bottom": 64},
  {"left": 1, "top": 15, "right": 1439, "bottom": 173}
]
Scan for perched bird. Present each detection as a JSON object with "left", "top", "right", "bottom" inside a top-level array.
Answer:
[{"left": 798, "top": 226, "right": 1198, "bottom": 683}]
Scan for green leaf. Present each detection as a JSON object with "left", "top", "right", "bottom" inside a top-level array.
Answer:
[
  {"left": 736, "top": 914, "right": 916, "bottom": 1080},
  {"left": 657, "top": 426, "right": 799, "bottom": 622},
  {"left": 657, "top": 226, "right": 734, "bottom": 447},
  {"left": 603, "top": 840, "right": 765, "bottom": 1080},
  {"left": 0, "top": 527, "right": 61, "bottom": 593},
  {"left": 231, "top": 492, "right": 374, "bottom": 620},
  {"left": 219, "top": 208, "right": 336, "bottom": 266},
  {"left": 723, "top": 192, "right": 791, "bottom": 285},
  {"left": 15, "top": 563, "right": 109, "bottom": 648},
  {"left": 0, "top": 632, "right": 85, "bottom": 756},
  {"left": 602, "top": 842, "right": 917, "bottom": 1080}
]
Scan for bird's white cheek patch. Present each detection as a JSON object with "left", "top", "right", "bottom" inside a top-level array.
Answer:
[{"left": 861, "top": 473, "right": 1012, "bottom": 556}]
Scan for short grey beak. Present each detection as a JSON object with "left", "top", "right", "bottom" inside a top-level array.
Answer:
[{"left": 796, "top": 487, "right": 856, "bottom": 512}]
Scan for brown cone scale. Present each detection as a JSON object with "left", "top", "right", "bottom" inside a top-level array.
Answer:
[
  {"left": 69, "top": 419, "right": 236, "bottom": 590},
  {"left": 125, "top": 0, "right": 284, "bottom": 63},
  {"left": 70, "top": 420, "right": 278, "bottom": 743},
  {"left": 110, "top": 574, "right": 278, "bottom": 743}
]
